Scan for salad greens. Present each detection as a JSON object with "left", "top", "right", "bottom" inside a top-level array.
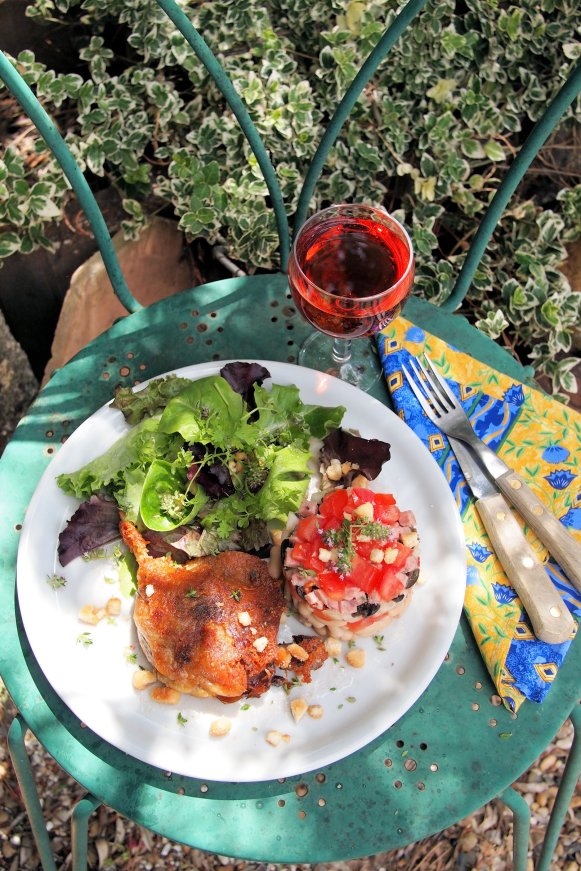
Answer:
[{"left": 57, "top": 365, "right": 346, "bottom": 556}]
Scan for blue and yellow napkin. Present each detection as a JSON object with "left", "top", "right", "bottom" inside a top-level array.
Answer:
[{"left": 377, "top": 319, "right": 581, "bottom": 713}]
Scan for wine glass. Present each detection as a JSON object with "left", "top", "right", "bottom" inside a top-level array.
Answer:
[{"left": 288, "top": 203, "right": 415, "bottom": 390}]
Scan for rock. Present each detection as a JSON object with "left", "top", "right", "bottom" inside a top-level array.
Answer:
[
  {"left": 0, "top": 308, "right": 38, "bottom": 455},
  {"left": 540, "top": 753, "right": 558, "bottom": 772},
  {"left": 42, "top": 217, "right": 201, "bottom": 384}
]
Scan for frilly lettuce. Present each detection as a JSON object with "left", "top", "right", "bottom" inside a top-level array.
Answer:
[
  {"left": 57, "top": 418, "right": 182, "bottom": 500},
  {"left": 57, "top": 371, "right": 346, "bottom": 551}
]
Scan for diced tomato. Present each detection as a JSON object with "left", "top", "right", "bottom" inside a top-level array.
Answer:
[
  {"left": 295, "top": 514, "right": 320, "bottom": 543},
  {"left": 318, "top": 488, "right": 349, "bottom": 518},
  {"left": 290, "top": 541, "right": 311, "bottom": 563},
  {"left": 377, "top": 567, "right": 405, "bottom": 601},
  {"left": 308, "top": 555, "right": 327, "bottom": 573},
  {"left": 375, "top": 504, "right": 400, "bottom": 524},
  {"left": 350, "top": 554, "right": 381, "bottom": 594},
  {"left": 289, "top": 541, "right": 324, "bottom": 572},
  {"left": 354, "top": 539, "right": 374, "bottom": 559},
  {"left": 319, "top": 516, "right": 341, "bottom": 534},
  {"left": 348, "top": 487, "right": 373, "bottom": 507},
  {"left": 317, "top": 570, "right": 346, "bottom": 601},
  {"left": 373, "top": 492, "right": 396, "bottom": 507},
  {"left": 392, "top": 543, "right": 413, "bottom": 570}
]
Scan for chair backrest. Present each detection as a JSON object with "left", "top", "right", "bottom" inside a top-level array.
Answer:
[{"left": 1, "top": 0, "right": 580, "bottom": 315}]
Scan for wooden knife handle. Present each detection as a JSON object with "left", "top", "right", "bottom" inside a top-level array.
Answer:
[
  {"left": 476, "top": 491, "right": 576, "bottom": 645},
  {"left": 495, "top": 470, "right": 581, "bottom": 594}
]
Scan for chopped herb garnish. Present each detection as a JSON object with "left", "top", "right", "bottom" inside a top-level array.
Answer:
[
  {"left": 76, "top": 632, "right": 93, "bottom": 648},
  {"left": 47, "top": 573, "right": 66, "bottom": 590},
  {"left": 160, "top": 490, "right": 190, "bottom": 522},
  {"left": 346, "top": 696, "right": 357, "bottom": 704},
  {"left": 499, "top": 731, "right": 513, "bottom": 739},
  {"left": 82, "top": 548, "right": 107, "bottom": 561},
  {"left": 126, "top": 652, "right": 138, "bottom": 665},
  {"left": 186, "top": 589, "right": 198, "bottom": 598},
  {"left": 283, "top": 676, "right": 303, "bottom": 694},
  {"left": 240, "top": 703, "right": 251, "bottom": 711},
  {"left": 322, "top": 518, "right": 392, "bottom": 574},
  {"left": 348, "top": 639, "right": 356, "bottom": 649},
  {"left": 177, "top": 712, "right": 188, "bottom": 726},
  {"left": 322, "top": 518, "right": 354, "bottom": 573},
  {"left": 373, "top": 635, "right": 386, "bottom": 651},
  {"left": 353, "top": 519, "right": 392, "bottom": 540},
  {"left": 230, "top": 589, "right": 242, "bottom": 602}
]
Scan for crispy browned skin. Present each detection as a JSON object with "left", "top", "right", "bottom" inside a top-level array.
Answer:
[
  {"left": 289, "top": 635, "right": 328, "bottom": 683},
  {"left": 120, "top": 520, "right": 285, "bottom": 702}
]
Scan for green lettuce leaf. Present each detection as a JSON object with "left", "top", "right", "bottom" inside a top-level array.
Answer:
[
  {"left": 58, "top": 371, "right": 348, "bottom": 543},
  {"left": 57, "top": 417, "right": 163, "bottom": 499},
  {"left": 140, "top": 459, "right": 208, "bottom": 532},
  {"left": 112, "top": 375, "right": 192, "bottom": 425},
  {"left": 159, "top": 375, "right": 255, "bottom": 445},
  {"left": 201, "top": 493, "right": 254, "bottom": 539},
  {"left": 118, "top": 552, "right": 138, "bottom": 598},
  {"left": 253, "top": 383, "right": 345, "bottom": 446},
  {"left": 114, "top": 467, "right": 146, "bottom": 524},
  {"left": 255, "top": 444, "right": 313, "bottom": 523}
]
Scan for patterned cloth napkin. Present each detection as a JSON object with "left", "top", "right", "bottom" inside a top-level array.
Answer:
[{"left": 377, "top": 318, "right": 581, "bottom": 713}]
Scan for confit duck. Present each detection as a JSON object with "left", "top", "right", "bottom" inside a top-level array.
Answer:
[{"left": 120, "top": 519, "right": 286, "bottom": 702}]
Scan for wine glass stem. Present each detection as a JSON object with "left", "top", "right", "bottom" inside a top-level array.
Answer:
[{"left": 331, "top": 338, "right": 352, "bottom": 365}]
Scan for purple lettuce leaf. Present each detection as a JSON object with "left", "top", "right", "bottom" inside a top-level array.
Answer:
[
  {"left": 220, "top": 362, "right": 270, "bottom": 411},
  {"left": 187, "top": 442, "right": 235, "bottom": 499},
  {"left": 141, "top": 528, "right": 192, "bottom": 564},
  {"left": 58, "top": 495, "right": 121, "bottom": 566},
  {"left": 321, "top": 428, "right": 391, "bottom": 484}
]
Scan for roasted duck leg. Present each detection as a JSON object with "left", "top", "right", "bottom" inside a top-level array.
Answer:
[{"left": 120, "top": 519, "right": 286, "bottom": 702}]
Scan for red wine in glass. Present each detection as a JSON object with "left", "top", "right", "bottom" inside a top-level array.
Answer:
[{"left": 288, "top": 204, "right": 414, "bottom": 390}]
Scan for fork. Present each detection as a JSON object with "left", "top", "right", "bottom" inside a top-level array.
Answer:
[{"left": 403, "top": 354, "right": 581, "bottom": 594}]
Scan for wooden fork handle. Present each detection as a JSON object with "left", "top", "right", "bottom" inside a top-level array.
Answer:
[
  {"left": 495, "top": 470, "right": 581, "bottom": 594},
  {"left": 475, "top": 491, "right": 576, "bottom": 645}
]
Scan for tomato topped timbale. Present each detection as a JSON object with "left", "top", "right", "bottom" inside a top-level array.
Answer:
[{"left": 286, "top": 487, "right": 420, "bottom": 609}]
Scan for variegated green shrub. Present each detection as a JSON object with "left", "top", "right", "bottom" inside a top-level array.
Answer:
[{"left": 1, "top": 0, "right": 580, "bottom": 396}]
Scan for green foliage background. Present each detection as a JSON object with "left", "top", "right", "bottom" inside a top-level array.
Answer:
[{"left": 1, "top": 0, "right": 580, "bottom": 396}]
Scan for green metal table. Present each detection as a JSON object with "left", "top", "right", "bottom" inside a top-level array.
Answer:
[{"left": 1, "top": 274, "right": 580, "bottom": 870}]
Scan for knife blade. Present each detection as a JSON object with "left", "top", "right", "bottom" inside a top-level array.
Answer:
[
  {"left": 450, "top": 436, "right": 575, "bottom": 645},
  {"left": 452, "top": 433, "right": 581, "bottom": 594}
]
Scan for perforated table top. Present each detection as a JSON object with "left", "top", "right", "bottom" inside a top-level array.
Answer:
[{"left": 1, "top": 274, "right": 578, "bottom": 862}]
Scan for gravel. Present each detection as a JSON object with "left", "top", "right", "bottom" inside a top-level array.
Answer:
[{"left": 1, "top": 686, "right": 579, "bottom": 871}]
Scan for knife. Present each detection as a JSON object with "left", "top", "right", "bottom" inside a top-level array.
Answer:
[
  {"left": 451, "top": 432, "right": 581, "bottom": 595},
  {"left": 450, "top": 436, "right": 576, "bottom": 645}
]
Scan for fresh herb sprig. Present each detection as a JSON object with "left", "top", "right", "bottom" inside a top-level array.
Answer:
[{"left": 322, "top": 517, "right": 392, "bottom": 575}]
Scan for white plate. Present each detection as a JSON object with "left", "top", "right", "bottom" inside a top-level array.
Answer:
[{"left": 17, "top": 360, "right": 466, "bottom": 782}]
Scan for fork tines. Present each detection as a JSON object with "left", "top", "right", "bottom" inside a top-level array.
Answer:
[{"left": 402, "top": 354, "right": 454, "bottom": 424}]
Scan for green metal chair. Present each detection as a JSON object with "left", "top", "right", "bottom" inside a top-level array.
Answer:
[{"left": 0, "top": 1, "right": 580, "bottom": 869}]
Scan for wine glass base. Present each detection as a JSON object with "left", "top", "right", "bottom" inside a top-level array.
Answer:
[{"left": 298, "top": 332, "right": 381, "bottom": 391}]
